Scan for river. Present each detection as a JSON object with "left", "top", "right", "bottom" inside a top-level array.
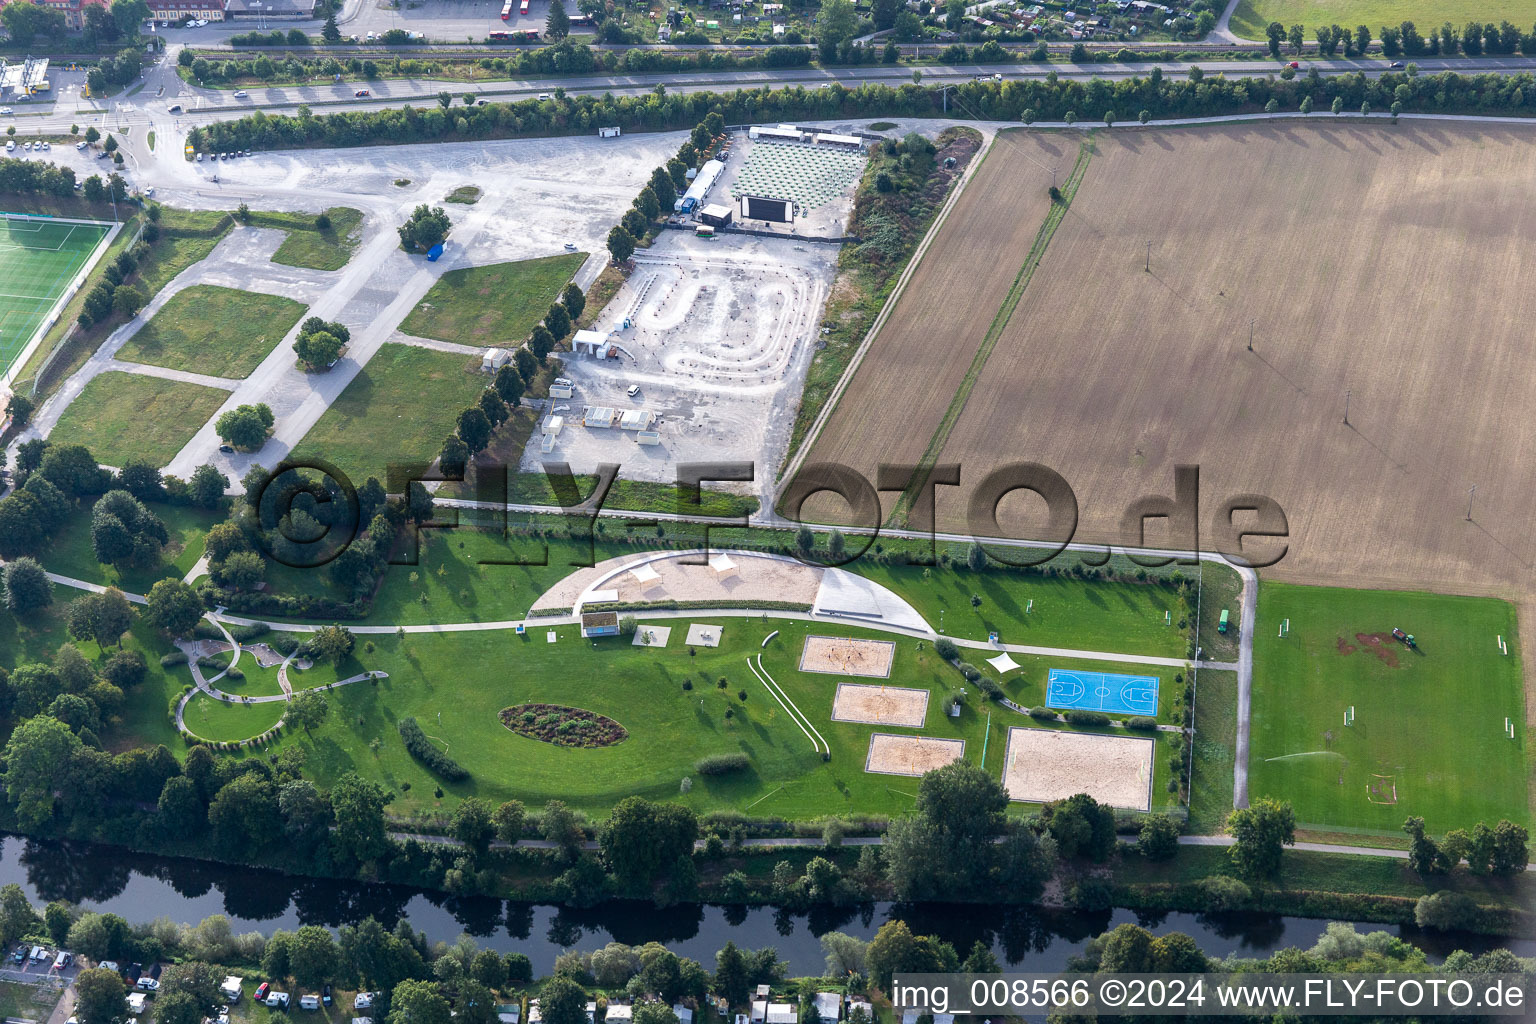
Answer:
[{"left": 1, "top": 836, "right": 1525, "bottom": 971}]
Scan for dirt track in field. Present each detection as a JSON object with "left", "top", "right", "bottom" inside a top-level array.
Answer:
[
  {"left": 922, "top": 123, "right": 1536, "bottom": 605},
  {"left": 799, "top": 130, "right": 1067, "bottom": 520}
]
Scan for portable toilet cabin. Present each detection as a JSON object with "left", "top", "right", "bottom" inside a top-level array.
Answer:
[
  {"left": 426, "top": 243, "right": 445, "bottom": 262},
  {"left": 1218, "top": 608, "right": 1230, "bottom": 634}
]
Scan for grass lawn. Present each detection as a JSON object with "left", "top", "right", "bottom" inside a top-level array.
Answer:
[
  {"left": 1115, "top": 843, "right": 1536, "bottom": 911},
  {"left": 398, "top": 253, "right": 585, "bottom": 347},
  {"left": 850, "top": 559, "right": 1187, "bottom": 657},
  {"left": 288, "top": 343, "right": 485, "bottom": 487},
  {"left": 249, "top": 207, "right": 364, "bottom": 271},
  {"left": 183, "top": 692, "right": 284, "bottom": 742},
  {"left": 1189, "top": 669, "right": 1237, "bottom": 834},
  {"left": 136, "top": 208, "right": 235, "bottom": 297},
  {"left": 115, "top": 284, "right": 308, "bottom": 378},
  {"left": 1230, "top": 0, "right": 1536, "bottom": 39},
  {"left": 51, "top": 371, "right": 230, "bottom": 468},
  {"left": 1248, "top": 582, "right": 1527, "bottom": 835},
  {"left": 153, "top": 615, "right": 1184, "bottom": 819},
  {"left": 0, "top": 980, "right": 60, "bottom": 1021},
  {"left": 40, "top": 498, "right": 222, "bottom": 593}
]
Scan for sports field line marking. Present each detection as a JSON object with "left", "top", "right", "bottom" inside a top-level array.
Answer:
[{"left": 0, "top": 290, "right": 62, "bottom": 303}]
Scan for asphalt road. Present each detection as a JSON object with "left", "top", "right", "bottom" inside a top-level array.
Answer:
[{"left": 14, "top": 45, "right": 1536, "bottom": 144}]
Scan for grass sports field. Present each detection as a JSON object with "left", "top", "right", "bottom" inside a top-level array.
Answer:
[
  {"left": 1249, "top": 582, "right": 1527, "bottom": 834},
  {"left": 1229, "top": 0, "right": 1536, "bottom": 40},
  {"left": 0, "top": 215, "right": 110, "bottom": 376}
]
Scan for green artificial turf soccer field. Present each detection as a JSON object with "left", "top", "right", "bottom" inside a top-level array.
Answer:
[
  {"left": 1248, "top": 581, "right": 1528, "bottom": 835},
  {"left": 0, "top": 216, "right": 111, "bottom": 376}
]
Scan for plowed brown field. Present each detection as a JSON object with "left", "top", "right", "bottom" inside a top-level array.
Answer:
[
  {"left": 798, "top": 129, "right": 1069, "bottom": 522},
  {"left": 919, "top": 122, "right": 1536, "bottom": 599}
]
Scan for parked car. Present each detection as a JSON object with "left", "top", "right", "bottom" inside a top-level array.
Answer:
[
  {"left": 76, "top": 140, "right": 86, "bottom": 150},
  {"left": 52, "top": 951, "right": 72, "bottom": 970},
  {"left": 255, "top": 984, "right": 271, "bottom": 1002},
  {"left": 321, "top": 986, "right": 332, "bottom": 1007},
  {"left": 136, "top": 979, "right": 159, "bottom": 992},
  {"left": 626, "top": 384, "right": 640, "bottom": 398},
  {"left": 196, "top": 152, "right": 203, "bottom": 161}
]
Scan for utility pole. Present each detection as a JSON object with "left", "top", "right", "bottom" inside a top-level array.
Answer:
[
  {"left": 1247, "top": 318, "right": 1254, "bottom": 351},
  {"left": 1466, "top": 485, "right": 1477, "bottom": 521},
  {"left": 1144, "top": 240, "right": 1151, "bottom": 273},
  {"left": 1343, "top": 388, "right": 1351, "bottom": 426}
]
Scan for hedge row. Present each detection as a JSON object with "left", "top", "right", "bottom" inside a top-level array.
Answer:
[{"left": 398, "top": 716, "right": 470, "bottom": 781}]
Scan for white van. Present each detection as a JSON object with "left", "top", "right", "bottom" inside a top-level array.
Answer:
[{"left": 52, "top": 951, "right": 71, "bottom": 970}]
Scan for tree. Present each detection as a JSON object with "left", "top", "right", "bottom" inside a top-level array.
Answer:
[
  {"left": 1266, "top": 20, "right": 1285, "bottom": 56},
  {"left": 607, "top": 226, "right": 636, "bottom": 265},
  {"left": 478, "top": 389, "right": 508, "bottom": 428},
  {"left": 513, "top": 347, "right": 538, "bottom": 384},
  {"left": 493, "top": 364, "right": 524, "bottom": 407},
  {"left": 559, "top": 282, "right": 587, "bottom": 325},
  {"left": 713, "top": 942, "right": 750, "bottom": 1007},
  {"left": 399, "top": 205, "right": 451, "bottom": 253},
  {"left": 1044, "top": 792, "right": 1116, "bottom": 862},
  {"left": 330, "top": 773, "right": 390, "bottom": 865},
  {"left": 540, "top": 799, "right": 586, "bottom": 860},
  {"left": 529, "top": 326, "right": 555, "bottom": 364},
  {"left": 74, "top": 967, "right": 127, "bottom": 1024},
  {"left": 112, "top": 0, "right": 149, "bottom": 36},
  {"left": 1490, "top": 820, "right": 1530, "bottom": 875},
  {"left": 310, "top": 624, "right": 354, "bottom": 664},
  {"left": 451, "top": 798, "right": 496, "bottom": 856},
  {"left": 7, "top": 393, "right": 34, "bottom": 429},
  {"left": 154, "top": 991, "right": 204, "bottom": 1024},
  {"left": 457, "top": 406, "right": 493, "bottom": 454},
  {"left": 43, "top": 901, "right": 71, "bottom": 946},
  {"left": 493, "top": 799, "right": 525, "bottom": 843},
  {"left": 216, "top": 403, "right": 275, "bottom": 450},
  {"left": 322, "top": 12, "right": 341, "bottom": 42},
  {"left": 295, "top": 329, "right": 344, "bottom": 369},
  {"left": 113, "top": 284, "right": 146, "bottom": 318},
  {"left": 540, "top": 976, "right": 587, "bottom": 1024},
  {"left": 209, "top": 772, "right": 281, "bottom": 851},
  {"left": 146, "top": 579, "right": 204, "bottom": 637},
  {"left": 287, "top": 689, "right": 330, "bottom": 733},
  {"left": 1288, "top": 23, "right": 1304, "bottom": 52},
  {"left": 545, "top": 302, "right": 571, "bottom": 341},
  {"left": 866, "top": 920, "right": 957, "bottom": 991},
  {"left": 66, "top": 588, "right": 134, "bottom": 648},
  {"left": 2, "top": 716, "right": 81, "bottom": 829},
  {"left": 217, "top": 550, "right": 265, "bottom": 591},
  {"left": 546, "top": 0, "right": 570, "bottom": 39},
  {"left": 1415, "top": 890, "right": 1479, "bottom": 931},
  {"left": 599, "top": 796, "right": 699, "bottom": 885},
  {"left": 289, "top": 925, "right": 340, "bottom": 989},
  {"left": 1139, "top": 813, "right": 1180, "bottom": 861},
  {"left": 389, "top": 980, "right": 452, "bottom": 1024},
  {"left": 1403, "top": 816, "right": 1441, "bottom": 874},
  {"left": 1227, "top": 797, "right": 1295, "bottom": 878},
  {"left": 883, "top": 761, "right": 1009, "bottom": 899},
  {"left": 438, "top": 435, "right": 469, "bottom": 478},
  {"left": 3, "top": 557, "right": 52, "bottom": 614}
]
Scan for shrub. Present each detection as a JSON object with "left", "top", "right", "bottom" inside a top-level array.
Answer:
[
  {"left": 957, "top": 662, "right": 981, "bottom": 682},
  {"left": 398, "top": 716, "right": 470, "bottom": 780},
  {"left": 934, "top": 637, "right": 958, "bottom": 661},
  {"left": 1414, "top": 890, "right": 1480, "bottom": 931},
  {"left": 975, "top": 676, "right": 1004, "bottom": 700},
  {"left": 1065, "top": 709, "right": 1110, "bottom": 727},
  {"left": 695, "top": 753, "right": 751, "bottom": 775},
  {"left": 1126, "top": 716, "right": 1159, "bottom": 731},
  {"left": 159, "top": 651, "right": 188, "bottom": 667},
  {"left": 1028, "top": 707, "right": 1058, "bottom": 721},
  {"left": 1197, "top": 875, "right": 1251, "bottom": 912}
]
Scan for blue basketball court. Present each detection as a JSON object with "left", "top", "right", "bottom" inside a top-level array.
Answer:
[{"left": 1046, "top": 668, "right": 1160, "bottom": 716}]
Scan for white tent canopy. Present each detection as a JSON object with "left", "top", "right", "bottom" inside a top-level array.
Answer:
[
  {"left": 986, "top": 652, "right": 1021, "bottom": 674},
  {"left": 709, "top": 553, "right": 738, "bottom": 574},
  {"left": 630, "top": 563, "right": 661, "bottom": 584}
]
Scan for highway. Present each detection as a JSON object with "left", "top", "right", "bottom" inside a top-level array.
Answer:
[{"left": 14, "top": 42, "right": 1536, "bottom": 143}]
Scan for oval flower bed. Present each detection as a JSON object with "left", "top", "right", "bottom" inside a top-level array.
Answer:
[{"left": 499, "top": 704, "right": 628, "bottom": 748}]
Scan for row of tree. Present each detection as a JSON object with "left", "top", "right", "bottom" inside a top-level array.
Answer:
[
  {"left": 436, "top": 282, "right": 585, "bottom": 475},
  {"left": 605, "top": 117, "right": 707, "bottom": 265},
  {"left": 196, "top": 66, "right": 1536, "bottom": 160},
  {"left": 1404, "top": 815, "right": 1529, "bottom": 876}
]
